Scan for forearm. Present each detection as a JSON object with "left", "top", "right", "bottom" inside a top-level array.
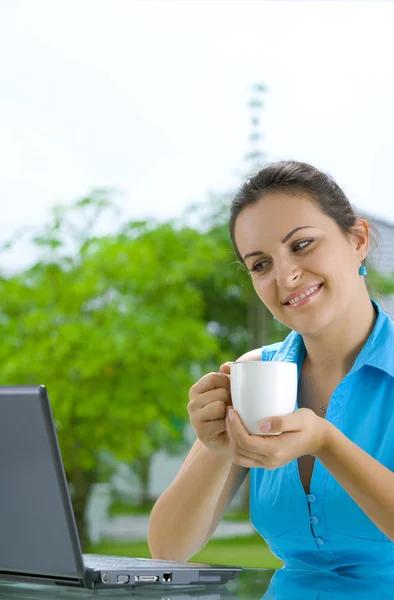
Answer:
[
  {"left": 315, "top": 422, "right": 394, "bottom": 540},
  {"left": 148, "top": 446, "right": 238, "bottom": 561}
]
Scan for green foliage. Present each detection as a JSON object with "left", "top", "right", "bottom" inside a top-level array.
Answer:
[
  {"left": 0, "top": 192, "right": 225, "bottom": 542},
  {"left": 366, "top": 265, "right": 394, "bottom": 297},
  {"left": 0, "top": 197, "right": 225, "bottom": 467},
  {"left": 109, "top": 500, "right": 155, "bottom": 517}
]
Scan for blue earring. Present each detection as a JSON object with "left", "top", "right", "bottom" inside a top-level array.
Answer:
[{"left": 359, "top": 264, "right": 367, "bottom": 276}]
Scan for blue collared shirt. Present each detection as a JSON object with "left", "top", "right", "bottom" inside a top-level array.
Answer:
[{"left": 250, "top": 298, "right": 394, "bottom": 572}]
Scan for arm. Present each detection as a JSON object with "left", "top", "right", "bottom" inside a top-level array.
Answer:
[
  {"left": 148, "top": 441, "right": 247, "bottom": 561},
  {"left": 316, "top": 422, "right": 394, "bottom": 541},
  {"left": 148, "top": 348, "right": 261, "bottom": 561}
]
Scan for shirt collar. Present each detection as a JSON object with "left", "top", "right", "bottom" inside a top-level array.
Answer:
[
  {"left": 272, "top": 299, "right": 394, "bottom": 379},
  {"left": 353, "top": 298, "right": 394, "bottom": 378}
]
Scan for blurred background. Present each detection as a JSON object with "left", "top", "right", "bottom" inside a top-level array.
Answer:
[{"left": 1, "top": 0, "right": 394, "bottom": 568}]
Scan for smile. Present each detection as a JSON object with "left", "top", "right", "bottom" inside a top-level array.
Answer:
[{"left": 285, "top": 284, "right": 323, "bottom": 308}]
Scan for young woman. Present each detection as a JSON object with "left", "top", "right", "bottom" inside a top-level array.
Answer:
[{"left": 148, "top": 161, "right": 394, "bottom": 573}]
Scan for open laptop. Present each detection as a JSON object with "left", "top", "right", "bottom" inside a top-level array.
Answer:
[{"left": 0, "top": 386, "right": 242, "bottom": 590}]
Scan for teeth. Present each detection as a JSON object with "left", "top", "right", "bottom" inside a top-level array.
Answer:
[{"left": 288, "top": 285, "right": 320, "bottom": 305}]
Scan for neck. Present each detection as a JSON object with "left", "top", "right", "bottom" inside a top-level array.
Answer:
[{"left": 302, "top": 291, "right": 377, "bottom": 376}]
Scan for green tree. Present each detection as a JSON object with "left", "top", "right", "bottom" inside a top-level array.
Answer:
[
  {"left": 0, "top": 193, "right": 224, "bottom": 546},
  {"left": 367, "top": 265, "right": 394, "bottom": 297}
]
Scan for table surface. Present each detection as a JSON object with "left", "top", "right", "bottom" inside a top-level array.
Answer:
[{"left": 1, "top": 567, "right": 394, "bottom": 600}]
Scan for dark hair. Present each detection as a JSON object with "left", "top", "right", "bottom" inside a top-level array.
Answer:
[{"left": 230, "top": 160, "right": 374, "bottom": 264}]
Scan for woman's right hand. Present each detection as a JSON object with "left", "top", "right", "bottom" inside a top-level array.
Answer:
[{"left": 188, "top": 362, "right": 233, "bottom": 455}]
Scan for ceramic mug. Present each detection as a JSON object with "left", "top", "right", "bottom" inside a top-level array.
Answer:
[{"left": 224, "top": 361, "right": 297, "bottom": 435}]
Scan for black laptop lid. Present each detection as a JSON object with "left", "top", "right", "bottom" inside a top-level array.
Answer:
[{"left": 0, "top": 386, "right": 85, "bottom": 580}]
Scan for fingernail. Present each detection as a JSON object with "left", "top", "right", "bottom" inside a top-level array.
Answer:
[
  {"left": 259, "top": 420, "right": 271, "bottom": 433},
  {"left": 228, "top": 408, "right": 233, "bottom": 420}
]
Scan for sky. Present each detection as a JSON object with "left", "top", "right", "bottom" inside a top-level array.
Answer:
[{"left": 1, "top": 0, "right": 394, "bottom": 271}]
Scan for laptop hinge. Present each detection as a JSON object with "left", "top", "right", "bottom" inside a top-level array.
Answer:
[{"left": 82, "top": 567, "right": 100, "bottom": 589}]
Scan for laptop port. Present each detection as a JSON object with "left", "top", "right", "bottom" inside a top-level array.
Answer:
[
  {"left": 134, "top": 576, "right": 160, "bottom": 582},
  {"left": 163, "top": 573, "right": 173, "bottom": 582},
  {"left": 117, "top": 575, "right": 130, "bottom": 584},
  {"left": 101, "top": 573, "right": 111, "bottom": 584}
]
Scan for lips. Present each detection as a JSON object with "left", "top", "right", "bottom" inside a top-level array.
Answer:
[{"left": 283, "top": 283, "right": 323, "bottom": 305}]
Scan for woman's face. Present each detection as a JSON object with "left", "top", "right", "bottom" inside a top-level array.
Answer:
[{"left": 234, "top": 192, "right": 369, "bottom": 336}]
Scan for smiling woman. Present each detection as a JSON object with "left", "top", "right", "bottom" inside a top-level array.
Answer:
[
  {"left": 224, "top": 161, "right": 394, "bottom": 571},
  {"left": 148, "top": 160, "right": 394, "bottom": 575}
]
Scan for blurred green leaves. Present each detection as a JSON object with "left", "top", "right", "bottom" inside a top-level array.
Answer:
[{"left": 0, "top": 193, "right": 227, "bottom": 481}]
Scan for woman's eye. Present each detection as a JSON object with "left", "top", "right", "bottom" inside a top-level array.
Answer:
[
  {"left": 251, "top": 260, "right": 269, "bottom": 273},
  {"left": 250, "top": 240, "right": 314, "bottom": 274},
  {"left": 293, "top": 239, "right": 313, "bottom": 251}
]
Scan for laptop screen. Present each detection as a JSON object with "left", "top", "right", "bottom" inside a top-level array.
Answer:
[{"left": 0, "top": 386, "right": 85, "bottom": 580}]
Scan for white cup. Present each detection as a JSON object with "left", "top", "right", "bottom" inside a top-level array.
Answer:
[{"left": 228, "top": 361, "right": 298, "bottom": 435}]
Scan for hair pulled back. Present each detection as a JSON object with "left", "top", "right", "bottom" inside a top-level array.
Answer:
[{"left": 230, "top": 160, "right": 360, "bottom": 263}]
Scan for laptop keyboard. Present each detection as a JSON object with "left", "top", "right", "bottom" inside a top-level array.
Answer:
[{"left": 83, "top": 554, "right": 186, "bottom": 570}]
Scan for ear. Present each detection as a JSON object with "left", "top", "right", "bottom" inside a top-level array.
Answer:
[{"left": 351, "top": 217, "right": 370, "bottom": 260}]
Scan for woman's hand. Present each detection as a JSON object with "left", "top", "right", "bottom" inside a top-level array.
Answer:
[
  {"left": 187, "top": 363, "right": 233, "bottom": 455},
  {"left": 225, "top": 406, "right": 332, "bottom": 469}
]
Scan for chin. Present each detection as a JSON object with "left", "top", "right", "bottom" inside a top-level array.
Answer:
[
  {"left": 297, "top": 312, "right": 335, "bottom": 338},
  {"left": 277, "top": 306, "right": 330, "bottom": 336}
]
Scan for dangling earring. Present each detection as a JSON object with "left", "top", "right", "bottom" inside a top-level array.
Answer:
[{"left": 359, "top": 257, "right": 367, "bottom": 276}]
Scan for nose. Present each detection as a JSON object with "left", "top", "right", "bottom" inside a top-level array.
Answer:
[{"left": 274, "top": 256, "right": 302, "bottom": 288}]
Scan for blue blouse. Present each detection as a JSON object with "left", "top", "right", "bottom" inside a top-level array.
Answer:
[{"left": 250, "top": 298, "right": 394, "bottom": 572}]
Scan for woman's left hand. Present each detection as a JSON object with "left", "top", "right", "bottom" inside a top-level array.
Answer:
[{"left": 226, "top": 406, "right": 331, "bottom": 469}]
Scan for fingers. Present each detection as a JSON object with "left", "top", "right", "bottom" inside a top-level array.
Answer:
[
  {"left": 226, "top": 411, "right": 268, "bottom": 463},
  {"left": 189, "top": 388, "right": 232, "bottom": 415},
  {"left": 198, "top": 417, "right": 227, "bottom": 439},
  {"left": 200, "top": 387, "right": 232, "bottom": 409},
  {"left": 226, "top": 408, "right": 283, "bottom": 468},
  {"left": 258, "top": 409, "right": 307, "bottom": 435},
  {"left": 219, "top": 361, "right": 233, "bottom": 375},
  {"left": 224, "top": 407, "right": 319, "bottom": 470},
  {"left": 190, "top": 372, "right": 231, "bottom": 395},
  {"left": 199, "top": 399, "right": 228, "bottom": 422},
  {"left": 187, "top": 365, "right": 236, "bottom": 454}
]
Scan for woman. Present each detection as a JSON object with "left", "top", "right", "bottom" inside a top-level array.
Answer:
[{"left": 148, "top": 160, "right": 394, "bottom": 572}]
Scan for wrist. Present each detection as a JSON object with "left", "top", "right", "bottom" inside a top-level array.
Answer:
[
  {"left": 203, "top": 442, "right": 234, "bottom": 461},
  {"left": 313, "top": 418, "right": 337, "bottom": 458}
]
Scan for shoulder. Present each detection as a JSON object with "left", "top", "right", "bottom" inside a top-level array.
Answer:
[
  {"left": 236, "top": 348, "right": 262, "bottom": 362},
  {"left": 261, "top": 341, "right": 287, "bottom": 361},
  {"left": 237, "top": 340, "right": 288, "bottom": 363}
]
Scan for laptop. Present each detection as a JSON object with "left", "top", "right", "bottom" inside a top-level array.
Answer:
[{"left": 0, "top": 386, "right": 242, "bottom": 590}]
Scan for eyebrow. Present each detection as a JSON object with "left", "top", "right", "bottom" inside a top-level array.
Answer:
[{"left": 243, "top": 226, "right": 317, "bottom": 262}]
